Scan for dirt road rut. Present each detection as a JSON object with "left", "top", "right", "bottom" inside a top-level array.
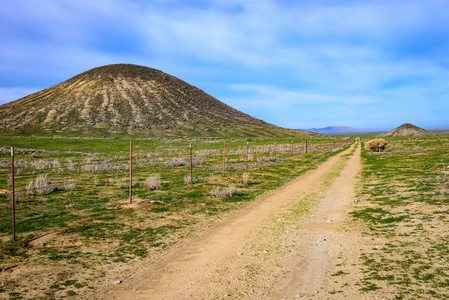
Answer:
[{"left": 100, "top": 141, "right": 362, "bottom": 299}]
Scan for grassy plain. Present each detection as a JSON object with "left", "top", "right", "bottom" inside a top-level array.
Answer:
[
  {"left": 349, "top": 134, "right": 449, "bottom": 298},
  {"left": 0, "top": 135, "right": 348, "bottom": 299}
]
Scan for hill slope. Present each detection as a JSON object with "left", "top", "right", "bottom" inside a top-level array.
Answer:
[
  {"left": 378, "top": 123, "right": 435, "bottom": 137},
  {"left": 0, "top": 64, "right": 311, "bottom": 137}
]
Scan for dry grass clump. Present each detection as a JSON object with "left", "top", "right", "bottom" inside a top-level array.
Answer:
[
  {"left": 34, "top": 174, "right": 57, "bottom": 196},
  {"left": 184, "top": 175, "right": 192, "bottom": 186},
  {"left": 365, "top": 138, "right": 391, "bottom": 152},
  {"left": 64, "top": 181, "right": 77, "bottom": 192},
  {"left": 209, "top": 185, "right": 239, "bottom": 199},
  {"left": 167, "top": 157, "right": 186, "bottom": 167},
  {"left": 115, "top": 178, "right": 126, "bottom": 189},
  {"left": 242, "top": 172, "right": 250, "bottom": 185},
  {"left": 145, "top": 175, "right": 162, "bottom": 190},
  {"left": 26, "top": 180, "right": 34, "bottom": 196}
]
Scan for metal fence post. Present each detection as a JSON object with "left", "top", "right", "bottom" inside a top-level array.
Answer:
[
  {"left": 190, "top": 143, "right": 193, "bottom": 188},
  {"left": 129, "top": 141, "right": 132, "bottom": 204},
  {"left": 11, "top": 147, "right": 15, "bottom": 242},
  {"left": 246, "top": 141, "right": 249, "bottom": 171},
  {"left": 261, "top": 140, "right": 264, "bottom": 168},
  {"left": 222, "top": 139, "right": 226, "bottom": 176}
]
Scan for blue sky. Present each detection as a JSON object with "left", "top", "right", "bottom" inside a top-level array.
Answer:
[{"left": 1, "top": 0, "right": 448, "bottom": 131}]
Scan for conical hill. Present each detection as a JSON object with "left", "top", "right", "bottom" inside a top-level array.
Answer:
[{"left": 0, "top": 64, "right": 313, "bottom": 137}]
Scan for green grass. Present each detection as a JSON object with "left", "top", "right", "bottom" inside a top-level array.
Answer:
[
  {"left": 351, "top": 135, "right": 449, "bottom": 298},
  {"left": 0, "top": 134, "right": 352, "bottom": 298}
]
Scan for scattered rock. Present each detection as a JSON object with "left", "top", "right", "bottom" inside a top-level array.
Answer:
[{"left": 114, "top": 280, "right": 122, "bottom": 285}]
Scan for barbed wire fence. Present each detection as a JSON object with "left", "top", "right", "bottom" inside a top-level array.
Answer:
[{"left": 1, "top": 137, "right": 354, "bottom": 241}]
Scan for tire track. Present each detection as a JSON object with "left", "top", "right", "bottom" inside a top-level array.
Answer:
[{"left": 99, "top": 141, "right": 361, "bottom": 299}]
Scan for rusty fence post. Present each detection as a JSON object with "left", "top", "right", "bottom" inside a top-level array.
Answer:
[
  {"left": 283, "top": 140, "right": 285, "bottom": 162},
  {"left": 246, "top": 141, "right": 249, "bottom": 171},
  {"left": 222, "top": 139, "right": 226, "bottom": 176},
  {"left": 129, "top": 141, "right": 132, "bottom": 204},
  {"left": 11, "top": 147, "right": 15, "bottom": 242},
  {"left": 274, "top": 143, "right": 277, "bottom": 162},
  {"left": 261, "top": 140, "right": 264, "bottom": 168},
  {"left": 190, "top": 143, "right": 193, "bottom": 188}
]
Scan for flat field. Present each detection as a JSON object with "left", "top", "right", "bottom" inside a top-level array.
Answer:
[
  {"left": 1, "top": 134, "right": 448, "bottom": 299},
  {"left": 0, "top": 135, "right": 346, "bottom": 299},
  {"left": 343, "top": 135, "right": 449, "bottom": 299}
]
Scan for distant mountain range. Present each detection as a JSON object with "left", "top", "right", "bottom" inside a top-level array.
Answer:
[{"left": 304, "top": 126, "right": 362, "bottom": 134}]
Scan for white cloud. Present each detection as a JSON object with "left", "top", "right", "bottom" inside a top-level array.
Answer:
[{"left": 1, "top": 0, "right": 449, "bottom": 129}]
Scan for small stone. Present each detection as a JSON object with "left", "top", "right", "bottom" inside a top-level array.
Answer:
[{"left": 114, "top": 280, "right": 122, "bottom": 284}]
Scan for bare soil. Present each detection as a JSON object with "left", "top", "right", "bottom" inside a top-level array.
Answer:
[{"left": 96, "top": 141, "right": 364, "bottom": 299}]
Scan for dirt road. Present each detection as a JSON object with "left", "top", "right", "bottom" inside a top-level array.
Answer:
[{"left": 99, "top": 141, "right": 362, "bottom": 299}]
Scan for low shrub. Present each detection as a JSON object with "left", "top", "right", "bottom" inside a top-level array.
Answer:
[
  {"left": 64, "top": 181, "right": 76, "bottom": 192},
  {"left": 242, "top": 172, "right": 250, "bottom": 185},
  {"left": 145, "top": 175, "right": 162, "bottom": 190},
  {"left": 210, "top": 185, "right": 239, "bottom": 199},
  {"left": 365, "top": 138, "right": 391, "bottom": 152},
  {"left": 35, "top": 174, "right": 56, "bottom": 196}
]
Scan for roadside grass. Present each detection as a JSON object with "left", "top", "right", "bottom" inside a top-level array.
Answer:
[
  {"left": 350, "top": 136, "right": 449, "bottom": 299},
  {"left": 0, "top": 135, "right": 350, "bottom": 298}
]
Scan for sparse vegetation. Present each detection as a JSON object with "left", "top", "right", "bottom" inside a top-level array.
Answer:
[
  {"left": 242, "top": 172, "right": 250, "bottom": 185},
  {"left": 350, "top": 135, "right": 449, "bottom": 298},
  {"left": 34, "top": 174, "right": 56, "bottom": 196},
  {"left": 0, "top": 135, "right": 351, "bottom": 299},
  {"left": 210, "top": 184, "right": 240, "bottom": 199},
  {"left": 145, "top": 174, "right": 162, "bottom": 190},
  {"left": 64, "top": 181, "right": 76, "bottom": 192}
]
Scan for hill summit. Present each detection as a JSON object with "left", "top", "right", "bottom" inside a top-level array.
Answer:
[
  {"left": 378, "top": 123, "right": 435, "bottom": 137},
  {"left": 0, "top": 64, "right": 310, "bottom": 137}
]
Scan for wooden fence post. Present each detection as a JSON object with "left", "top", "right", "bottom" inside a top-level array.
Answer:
[{"left": 306, "top": 140, "right": 308, "bottom": 154}]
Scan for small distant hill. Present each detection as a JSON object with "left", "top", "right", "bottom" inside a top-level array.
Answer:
[
  {"left": 378, "top": 123, "right": 435, "bottom": 137},
  {"left": 305, "top": 126, "right": 361, "bottom": 134},
  {"left": 0, "top": 64, "right": 314, "bottom": 137}
]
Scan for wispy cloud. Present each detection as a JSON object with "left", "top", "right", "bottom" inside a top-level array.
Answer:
[{"left": 1, "top": 0, "right": 448, "bottom": 129}]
